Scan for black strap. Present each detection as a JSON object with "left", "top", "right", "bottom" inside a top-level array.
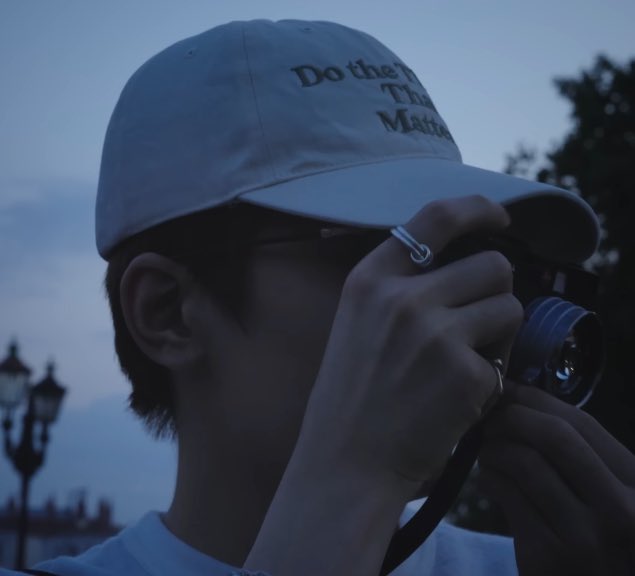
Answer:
[{"left": 380, "top": 421, "right": 484, "bottom": 575}]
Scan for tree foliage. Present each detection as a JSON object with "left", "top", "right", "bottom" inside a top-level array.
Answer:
[
  {"left": 505, "top": 54, "right": 635, "bottom": 445},
  {"left": 452, "top": 54, "right": 635, "bottom": 534}
]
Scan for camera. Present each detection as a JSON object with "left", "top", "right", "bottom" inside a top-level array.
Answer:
[
  {"left": 438, "top": 233, "right": 604, "bottom": 407},
  {"left": 381, "top": 231, "right": 606, "bottom": 575}
]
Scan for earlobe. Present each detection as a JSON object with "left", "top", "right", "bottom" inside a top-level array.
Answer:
[{"left": 120, "top": 253, "right": 198, "bottom": 370}]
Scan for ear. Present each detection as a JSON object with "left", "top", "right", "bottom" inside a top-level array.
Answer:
[{"left": 119, "top": 253, "right": 204, "bottom": 371}]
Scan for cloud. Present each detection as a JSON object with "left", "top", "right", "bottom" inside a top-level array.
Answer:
[
  {"left": 0, "top": 179, "right": 95, "bottom": 256},
  {"left": 0, "top": 181, "right": 48, "bottom": 211}
]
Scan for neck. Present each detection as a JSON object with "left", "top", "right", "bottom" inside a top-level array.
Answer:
[{"left": 164, "top": 436, "right": 285, "bottom": 567}]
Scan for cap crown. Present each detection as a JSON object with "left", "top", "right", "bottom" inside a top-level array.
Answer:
[{"left": 96, "top": 20, "right": 458, "bottom": 257}]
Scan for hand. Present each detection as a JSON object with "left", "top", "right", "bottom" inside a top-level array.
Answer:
[
  {"left": 248, "top": 195, "right": 524, "bottom": 576},
  {"left": 297, "top": 195, "right": 523, "bottom": 491},
  {"left": 479, "top": 384, "right": 635, "bottom": 575}
]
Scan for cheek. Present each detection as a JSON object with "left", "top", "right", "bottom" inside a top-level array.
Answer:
[
  {"left": 235, "top": 262, "right": 349, "bottom": 467},
  {"left": 240, "top": 260, "right": 349, "bottom": 428},
  {"left": 249, "top": 261, "right": 347, "bottom": 357}
]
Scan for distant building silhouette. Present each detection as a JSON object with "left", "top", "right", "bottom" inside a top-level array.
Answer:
[{"left": 0, "top": 492, "right": 120, "bottom": 568}]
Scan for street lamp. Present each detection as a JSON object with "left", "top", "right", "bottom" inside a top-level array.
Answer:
[{"left": 0, "top": 340, "right": 66, "bottom": 569}]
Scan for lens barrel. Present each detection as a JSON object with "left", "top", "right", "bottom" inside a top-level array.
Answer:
[{"left": 508, "top": 296, "right": 603, "bottom": 407}]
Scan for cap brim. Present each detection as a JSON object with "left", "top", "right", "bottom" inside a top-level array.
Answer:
[{"left": 240, "top": 156, "right": 599, "bottom": 264}]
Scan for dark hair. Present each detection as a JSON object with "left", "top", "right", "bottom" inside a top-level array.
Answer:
[
  {"left": 105, "top": 203, "right": 387, "bottom": 438},
  {"left": 104, "top": 203, "right": 297, "bottom": 438}
]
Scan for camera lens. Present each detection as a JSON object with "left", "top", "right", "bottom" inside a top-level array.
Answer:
[
  {"left": 508, "top": 297, "right": 604, "bottom": 407},
  {"left": 554, "top": 335, "right": 580, "bottom": 392}
]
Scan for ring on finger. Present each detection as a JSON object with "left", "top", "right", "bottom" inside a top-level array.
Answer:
[
  {"left": 481, "top": 357, "right": 505, "bottom": 416},
  {"left": 491, "top": 358, "right": 504, "bottom": 396},
  {"left": 390, "top": 225, "right": 434, "bottom": 269}
]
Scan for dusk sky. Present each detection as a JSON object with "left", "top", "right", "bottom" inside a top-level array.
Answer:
[{"left": 1, "top": 0, "right": 634, "bottom": 525}]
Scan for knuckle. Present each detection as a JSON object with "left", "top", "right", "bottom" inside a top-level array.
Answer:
[
  {"left": 574, "top": 407, "right": 600, "bottom": 431},
  {"left": 389, "top": 289, "right": 421, "bottom": 326},
  {"left": 499, "top": 292, "right": 524, "bottom": 326},
  {"left": 420, "top": 311, "right": 455, "bottom": 346},
  {"left": 450, "top": 355, "right": 490, "bottom": 421},
  {"left": 384, "top": 281, "right": 448, "bottom": 333},
  {"left": 462, "top": 194, "right": 503, "bottom": 218},
  {"left": 546, "top": 415, "right": 576, "bottom": 441},
  {"left": 428, "top": 327, "right": 454, "bottom": 352},
  {"left": 417, "top": 195, "right": 506, "bottom": 236},
  {"left": 369, "top": 281, "right": 428, "bottom": 333},
  {"left": 414, "top": 325, "right": 451, "bottom": 364},
  {"left": 424, "top": 199, "right": 462, "bottom": 230},
  {"left": 468, "top": 194, "right": 499, "bottom": 211},
  {"left": 482, "top": 250, "right": 514, "bottom": 286},
  {"left": 343, "top": 264, "right": 378, "bottom": 300}
]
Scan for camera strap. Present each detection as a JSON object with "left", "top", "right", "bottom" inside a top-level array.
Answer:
[{"left": 380, "top": 421, "right": 484, "bottom": 575}]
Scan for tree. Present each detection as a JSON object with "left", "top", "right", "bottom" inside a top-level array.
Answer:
[
  {"left": 451, "top": 54, "right": 635, "bottom": 533},
  {"left": 506, "top": 54, "right": 635, "bottom": 447}
]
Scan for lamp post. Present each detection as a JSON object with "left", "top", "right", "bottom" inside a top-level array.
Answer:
[{"left": 0, "top": 341, "right": 66, "bottom": 569}]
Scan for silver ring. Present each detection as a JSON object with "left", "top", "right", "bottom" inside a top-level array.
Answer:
[
  {"left": 492, "top": 358, "right": 504, "bottom": 396},
  {"left": 481, "top": 358, "right": 505, "bottom": 416},
  {"left": 390, "top": 225, "right": 434, "bottom": 269}
]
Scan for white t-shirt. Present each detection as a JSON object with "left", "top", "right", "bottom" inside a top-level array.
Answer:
[{"left": 2, "top": 503, "right": 518, "bottom": 576}]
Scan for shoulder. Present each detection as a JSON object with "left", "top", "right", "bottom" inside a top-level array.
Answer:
[
  {"left": 30, "top": 511, "right": 237, "bottom": 576},
  {"left": 30, "top": 514, "right": 153, "bottom": 576},
  {"left": 393, "top": 501, "right": 517, "bottom": 575},
  {"left": 30, "top": 539, "right": 142, "bottom": 576},
  {"left": 396, "top": 500, "right": 517, "bottom": 576},
  {"left": 433, "top": 521, "right": 517, "bottom": 575}
]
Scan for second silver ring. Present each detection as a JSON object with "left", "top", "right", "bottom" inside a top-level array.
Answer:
[{"left": 390, "top": 225, "right": 434, "bottom": 269}]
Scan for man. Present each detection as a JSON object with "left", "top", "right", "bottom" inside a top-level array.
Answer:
[{"left": 10, "top": 18, "right": 634, "bottom": 576}]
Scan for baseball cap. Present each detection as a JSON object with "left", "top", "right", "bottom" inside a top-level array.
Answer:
[{"left": 96, "top": 19, "right": 599, "bottom": 263}]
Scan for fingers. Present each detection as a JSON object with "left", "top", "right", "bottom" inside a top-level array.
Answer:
[
  {"left": 479, "top": 424, "right": 635, "bottom": 575},
  {"left": 509, "top": 385, "right": 635, "bottom": 486},
  {"left": 320, "top": 195, "right": 518, "bottom": 483},
  {"left": 368, "top": 195, "right": 511, "bottom": 275},
  {"left": 392, "top": 291, "right": 522, "bottom": 413},
  {"left": 478, "top": 464, "right": 560, "bottom": 547},
  {"left": 444, "top": 292, "right": 524, "bottom": 410},
  {"left": 456, "top": 351, "right": 509, "bottom": 418},
  {"left": 484, "top": 404, "right": 625, "bottom": 510},
  {"left": 479, "top": 439, "right": 588, "bottom": 537},
  {"left": 477, "top": 465, "right": 585, "bottom": 576},
  {"left": 349, "top": 194, "right": 519, "bottom": 359},
  {"left": 452, "top": 291, "right": 524, "bottom": 351},
  {"left": 412, "top": 250, "right": 514, "bottom": 308}
]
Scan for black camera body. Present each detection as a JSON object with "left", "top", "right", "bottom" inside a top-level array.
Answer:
[{"left": 439, "top": 234, "right": 604, "bottom": 407}]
